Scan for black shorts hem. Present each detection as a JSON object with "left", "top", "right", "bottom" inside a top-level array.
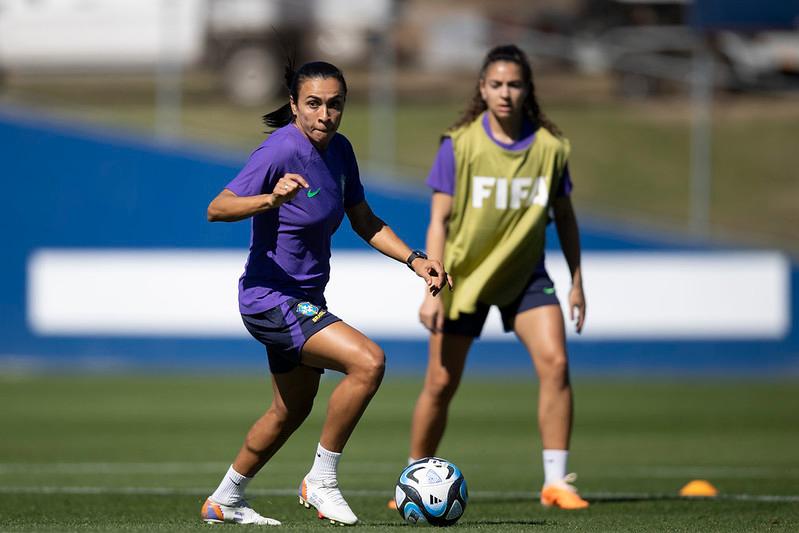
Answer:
[
  {"left": 443, "top": 271, "right": 560, "bottom": 338},
  {"left": 241, "top": 299, "right": 341, "bottom": 375}
]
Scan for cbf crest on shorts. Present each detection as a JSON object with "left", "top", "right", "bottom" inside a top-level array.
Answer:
[{"left": 295, "top": 302, "right": 320, "bottom": 317}]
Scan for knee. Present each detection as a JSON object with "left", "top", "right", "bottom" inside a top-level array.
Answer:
[
  {"left": 366, "top": 344, "right": 386, "bottom": 386},
  {"left": 538, "top": 350, "right": 570, "bottom": 383},
  {"left": 351, "top": 340, "right": 385, "bottom": 390},
  {"left": 270, "top": 396, "right": 315, "bottom": 431},
  {"left": 424, "top": 368, "right": 460, "bottom": 403}
]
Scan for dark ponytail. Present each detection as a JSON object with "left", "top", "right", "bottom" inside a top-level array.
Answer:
[
  {"left": 450, "top": 44, "right": 562, "bottom": 137},
  {"left": 262, "top": 60, "right": 348, "bottom": 132}
]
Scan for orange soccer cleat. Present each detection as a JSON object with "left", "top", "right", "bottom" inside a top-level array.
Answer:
[{"left": 540, "top": 473, "right": 590, "bottom": 510}]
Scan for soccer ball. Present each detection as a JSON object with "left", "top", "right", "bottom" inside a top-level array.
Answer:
[{"left": 394, "top": 457, "right": 468, "bottom": 526}]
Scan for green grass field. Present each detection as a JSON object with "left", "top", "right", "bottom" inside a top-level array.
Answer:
[{"left": 2, "top": 375, "right": 797, "bottom": 531}]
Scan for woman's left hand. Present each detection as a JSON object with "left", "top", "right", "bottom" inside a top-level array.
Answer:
[
  {"left": 412, "top": 259, "right": 453, "bottom": 297},
  {"left": 569, "top": 283, "right": 586, "bottom": 334}
]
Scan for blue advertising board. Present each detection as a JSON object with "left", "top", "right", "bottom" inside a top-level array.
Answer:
[{"left": 1, "top": 107, "right": 796, "bottom": 375}]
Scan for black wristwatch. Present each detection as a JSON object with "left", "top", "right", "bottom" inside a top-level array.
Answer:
[{"left": 405, "top": 249, "right": 427, "bottom": 270}]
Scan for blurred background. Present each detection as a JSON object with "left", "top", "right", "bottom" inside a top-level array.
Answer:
[
  {"left": 0, "top": 0, "right": 797, "bottom": 375},
  {"left": 1, "top": 2, "right": 798, "bottom": 530}
]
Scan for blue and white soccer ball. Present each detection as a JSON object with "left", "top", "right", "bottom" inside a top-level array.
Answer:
[{"left": 394, "top": 457, "right": 468, "bottom": 526}]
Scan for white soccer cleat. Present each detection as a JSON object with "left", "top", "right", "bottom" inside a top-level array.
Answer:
[
  {"left": 299, "top": 476, "right": 359, "bottom": 525},
  {"left": 201, "top": 497, "right": 282, "bottom": 525}
]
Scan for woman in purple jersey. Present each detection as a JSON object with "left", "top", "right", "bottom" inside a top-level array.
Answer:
[
  {"left": 393, "top": 45, "right": 589, "bottom": 511},
  {"left": 201, "top": 61, "right": 451, "bottom": 527}
]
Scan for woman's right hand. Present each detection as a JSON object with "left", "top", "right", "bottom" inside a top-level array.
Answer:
[
  {"left": 419, "top": 292, "right": 445, "bottom": 333},
  {"left": 272, "top": 173, "right": 309, "bottom": 206}
]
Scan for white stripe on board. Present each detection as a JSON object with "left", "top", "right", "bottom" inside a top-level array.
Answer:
[
  {"left": 27, "top": 249, "right": 790, "bottom": 339},
  {"left": 0, "top": 485, "right": 797, "bottom": 502}
]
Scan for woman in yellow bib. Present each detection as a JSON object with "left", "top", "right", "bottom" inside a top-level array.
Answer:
[{"left": 398, "top": 44, "right": 589, "bottom": 510}]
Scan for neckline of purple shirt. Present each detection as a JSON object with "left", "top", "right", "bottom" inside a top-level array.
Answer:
[{"left": 481, "top": 112, "right": 536, "bottom": 151}]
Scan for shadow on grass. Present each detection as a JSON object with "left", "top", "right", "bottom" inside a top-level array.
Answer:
[
  {"left": 592, "top": 496, "right": 680, "bottom": 503},
  {"left": 365, "top": 520, "right": 548, "bottom": 527},
  {"left": 468, "top": 519, "right": 548, "bottom": 526}
]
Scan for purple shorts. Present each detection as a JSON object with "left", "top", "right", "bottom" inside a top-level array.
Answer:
[
  {"left": 241, "top": 298, "right": 341, "bottom": 374},
  {"left": 443, "top": 271, "right": 560, "bottom": 338}
]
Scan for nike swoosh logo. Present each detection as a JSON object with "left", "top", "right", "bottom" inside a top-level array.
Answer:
[
  {"left": 229, "top": 477, "right": 240, "bottom": 486},
  {"left": 307, "top": 188, "right": 321, "bottom": 198}
]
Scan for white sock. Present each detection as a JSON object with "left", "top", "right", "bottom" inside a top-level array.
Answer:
[
  {"left": 408, "top": 457, "right": 418, "bottom": 465},
  {"left": 543, "top": 449, "right": 569, "bottom": 486},
  {"left": 210, "top": 465, "right": 251, "bottom": 506},
  {"left": 308, "top": 443, "right": 341, "bottom": 481}
]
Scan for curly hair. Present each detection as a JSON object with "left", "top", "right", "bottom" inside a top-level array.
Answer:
[{"left": 450, "top": 44, "right": 561, "bottom": 137}]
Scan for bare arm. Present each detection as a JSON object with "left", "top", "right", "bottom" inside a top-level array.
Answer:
[
  {"left": 346, "top": 200, "right": 408, "bottom": 261},
  {"left": 207, "top": 173, "right": 308, "bottom": 222},
  {"left": 425, "top": 193, "right": 452, "bottom": 264},
  {"left": 552, "top": 194, "right": 586, "bottom": 333},
  {"left": 419, "top": 192, "right": 453, "bottom": 331},
  {"left": 346, "top": 200, "right": 452, "bottom": 296}
]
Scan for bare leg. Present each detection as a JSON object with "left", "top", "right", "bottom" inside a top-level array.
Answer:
[
  {"left": 514, "top": 305, "right": 572, "bottom": 450},
  {"left": 208, "top": 321, "right": 383, "bottom": 525},
  {"left": 409, "top": 332, "right": 473, "bottom": 459},
  {"left": 232, "top": 366, "right": 321, "bottom": 477},
  {"left": 301, "top": 321, "right": 386, "bottom": 452}
]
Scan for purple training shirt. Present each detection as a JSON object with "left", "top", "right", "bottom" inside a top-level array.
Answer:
[
  {"left": 426, "top": 114, "right": 572, "bottom": 275},
  {"left": 226, "top": 124, "right": 365, "bottom": 314}
]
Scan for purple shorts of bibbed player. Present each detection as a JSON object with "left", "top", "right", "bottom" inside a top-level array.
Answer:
[
  {"left": 443, "top": 271, "right": 560, "bottom": 338},
  {"left": 241, "top": 298, "right": 341, "bottom": 374}
]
